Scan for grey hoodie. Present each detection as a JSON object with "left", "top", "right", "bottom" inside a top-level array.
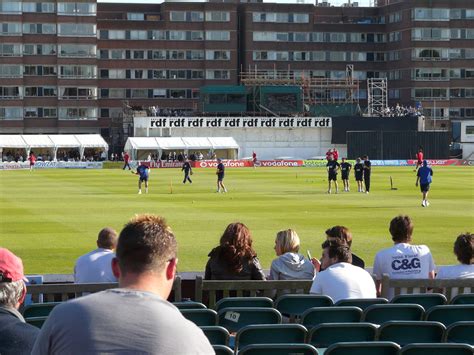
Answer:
[{"left": 269, "top": 252, "right": 315, "bottom": 280}]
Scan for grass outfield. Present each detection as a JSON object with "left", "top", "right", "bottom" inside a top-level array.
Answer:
[{"left": 0, "top": 166, "right": 473, "bottom": 275}]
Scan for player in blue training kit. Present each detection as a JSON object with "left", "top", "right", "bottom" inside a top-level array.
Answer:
[
  {"left": 134, "top": 164, "right": 150, "bottom": 194},
  {"left": 416, "top": 160, "right": 433, "bottom": 207}
]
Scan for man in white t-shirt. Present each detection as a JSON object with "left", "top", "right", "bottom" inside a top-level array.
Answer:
[
  {"left": 74, "top": 227, "right": 118, "bottom": 283},
  {"left": 437, "top": 233, "right": 473, "bottom": 279},
  {"left": 373, "top": 215, "right": 435, "bottom": 299},
  {"left": 310, "top": 240, "right": 376, "bottom": 302}
]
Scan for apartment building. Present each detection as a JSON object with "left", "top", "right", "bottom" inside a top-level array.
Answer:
[{"left": 0, "top": 0, "right": 472, "bottom": 145}]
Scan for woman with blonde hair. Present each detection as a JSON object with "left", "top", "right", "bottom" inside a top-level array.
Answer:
[
  {"left": 269, "top": 229, "right": 315, "bottom": 280},
  {"left": 205, "top": 222, "right": 265, "bottom": 280}
]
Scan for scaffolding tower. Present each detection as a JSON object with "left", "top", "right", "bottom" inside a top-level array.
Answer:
[
  {"left": 239, "top": 65, "right": 360, "bottom": 114},
  {"left": 367, "top": 78, "right": 388, "bottom": 116}
]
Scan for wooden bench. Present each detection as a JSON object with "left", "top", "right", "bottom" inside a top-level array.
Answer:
[
  {"left": 381, "top": 274, "right": 474, "bottom": 300},
  {"left": 27, "top": 276, "right": 182, "bottom": 303},
  {"left": 194, "top": 276, "right": 312, "bottom": 309}
]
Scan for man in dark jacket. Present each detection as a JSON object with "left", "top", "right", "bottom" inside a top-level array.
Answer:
[{"left": 0, "top": 248, "right": 39, "bottom": 354}]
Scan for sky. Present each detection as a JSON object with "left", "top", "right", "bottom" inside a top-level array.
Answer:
[{"left": 97, "top": 0, "right": 373, "bottom": 7}]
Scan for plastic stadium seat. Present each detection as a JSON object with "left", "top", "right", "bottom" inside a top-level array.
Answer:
[
  {"left": 25, "top": 316, "right": 48, "bottom": 329},
  {"left": 212, "top": 344, "right": 234, "bottom": 355},
  {"left": 300, "top": 306, "right": 363, "bottom": 329},
  {"left": 22, "top": 302, "right": 61, "bottom": 318},
  {"left": 238, "top": 343, "right": 319, "bottom": 355},
  {"left": 235, "top": 324, "right": 307, "bottom": 351},
  {"left": 324, "top": 341, "right": 400, "bottom": 355},
  {"left": 444, "top": 321, "right": 474, "bottom": 345},
  {"left": 377, "top": 321, "right": 445, "bottom": 346},
  {"left": 200, "top": 326, "right": 230, "bottom": 346},
  {"left": 275, "top": 294, "right": 333, "bottom": 318},
  {"left": 391, "top": 293, "right": 447, "bottom": 310},
  {"left": 335, "top": 298, "right": 388, "bottom": 310},
  {"left": 218, "top": 307, "right": 282, "bottom": 333},
  {"left": 173, "top": 301, "right": 207, "bottom": 309},
  {"left": 180, "top": 309, "right": 218, "bottom": 326},
  {"left": 215, "top": 297, "right": 273, "bottom": 312},
  {"left": 308, "top": 323, "right": 377, "bottom": 348},
  {"left": 425, "top": 305, "right": 474, "bottom": 327},
  {"left": 362, "top": 303, "right": 425, "bottom": 324},
  {"left": 450, "top": 294, "right": 474, "bottom": 305},
  {"left": 399, "top": 343, "right": 474, "bottom": 355}
]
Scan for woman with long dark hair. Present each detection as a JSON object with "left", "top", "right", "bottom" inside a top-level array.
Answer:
[{"left": 205, "top": 222, "right": 266, "bottom": 280}]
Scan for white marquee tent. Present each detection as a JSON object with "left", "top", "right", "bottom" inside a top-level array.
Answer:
[
  {"left": 0, "top": 134, "right": 108, "bottom": 161},
  {"left": 124, "top": 137, "right": 239, "bottom": 160}
]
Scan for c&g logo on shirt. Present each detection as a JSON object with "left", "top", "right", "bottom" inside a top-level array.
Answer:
[{"left": 391, "top": 257, "right": 421, "bottom": 271}]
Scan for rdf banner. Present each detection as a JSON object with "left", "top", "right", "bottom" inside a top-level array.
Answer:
[{"left": 148, "top": 117, "right": 332, "bottom": 129}]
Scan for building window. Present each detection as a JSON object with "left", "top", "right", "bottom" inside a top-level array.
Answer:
[
  {"left": 0, "top": 107, "right": 22, "bottom": 120},
  {"left": 0, "top": 86, "right": 21, "bottom": 99},
  {"left": 57, "top": 2, "right": 96, "bottom": 16},
  {"left": 0, "top": 44, "right": 22, "bottom": 56},
  {"left": 413, "top": 8, "right": 450, "bottom": 21},
  {"left": 58, "top": 23, "right": 96, "bottom": 37},
  {"left": 22, "top": 2, "right": 55, "bottom": 13},
  {"left": 466, "top": 126, "right": 474, "bottom": 135},
  {"left": 59, "top": 44, "right": 96, "bottom": 58},
  {"left": 206, "top": 31, "right": 230, "bottom": 41},
  {"left": 0, "top": 65, "right": 22, "bottom": 78},
  {"left": 0, "top": 2, "right": 22, "bottom": 14},
  {"left": 59, "top": 107, "right": 97, "bottom": 120},
  {"left": 205, "top": 11, "right": 230, "bottom": 22},
  {"left": 170, "top": 11, "right": 186, "bottom": 21},
  {"left": 127, "top": 13, "right": 145, "bottom": 21},
  {"left": 0, "top": 23, "right": 22, "bottom": 35}
]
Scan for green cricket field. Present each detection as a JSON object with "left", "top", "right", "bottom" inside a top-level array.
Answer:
[{"left": 0, "top": 166, "right": 472, "bottom": 275}]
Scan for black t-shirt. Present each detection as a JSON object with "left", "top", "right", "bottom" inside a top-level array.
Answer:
[
  {"left": 182, "top": 162, "right": 192, "bottom": 172},
  {"left": 326, "top": 161, "right": 340, "bottom": 174},
  {"left": 217, "top": 163, "right": 225, "bottom": 177},
  {"left": 354, "top": 163, "right": 364, "bottom": 175},
  {"left": 363, "top": 160, "right": 371, "bottom": 176},
  {"left": 340, "top": 162, "right": 352, "bottom": 175}
]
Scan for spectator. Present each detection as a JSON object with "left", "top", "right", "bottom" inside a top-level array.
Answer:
[
  {"left": 373, "top": 215, "right": 435, "bottom": 299},
  {"left": 323, "top": 226, "right": 365, "bottom": 269},
  {"left": 205, "top": 222, "right": 266, "bottom": 280},
  {"left": 0, "top": 248, "right": 39, "bottom": 353},
  {"left": 32, "top": 215, "right": 213, "bottom": 354},
  {"left": 309, "top": 240, "right": 376, "bottom": 302},
  {"left": 269, "top": 229, "right": 315, "bottom": 280},
  {"left": 436, "top": 233, "right": 473, "bottom": 279},
  {"left": 74, "top": 227, "right": 118, "bottom": 283}
]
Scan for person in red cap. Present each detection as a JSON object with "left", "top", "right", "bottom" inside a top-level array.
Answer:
[{"left": 0, "top": 248, "right": 39, "bottom": 353}]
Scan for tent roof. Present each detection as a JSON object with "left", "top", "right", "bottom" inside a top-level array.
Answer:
[
  {"left": 74, "top": 135, "right": 108, "bottom": 149},
  {"left": 21, "top": 135, "right": 54, "bottom": 148},
  {"left": 0, "top": 135, "right": 27, "bottom": 148},
  {"left": 124, "top": 137, "right": 239, "bottom": 151},
  {"left": 48, "top": 135, "right": 81, "bottom": 148}
]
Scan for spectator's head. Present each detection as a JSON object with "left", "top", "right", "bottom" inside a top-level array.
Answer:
[
  {"left": 320, "top": 240, "right": 352, "bottom": 269},
  {"left": 419, "top": 147, "right": 423, "bottom": 152},
  {"left": 218, "top": 222, "right": 256, "bottom": 273},
  {"left": 423, "top": 160, "right": 428, "bottom": 167},
  {"left": 389, "top": 215, "right": 414, "bottom": 243},
  {"left": 356, "top": 157, "right": 361, "bottom": 163},
  {"left": 0, "top": 248, "right": 28, "bottom": 309},
  {"left": 453, "top": 233, "right": 473, "bottom": 265},
  {"left": 342, "top": 157, "right": 346, "bottom": 162},
  {"left": 325, "top": 226, "right": 353, "bottom": 247},
  {"left": 217, "top": 158, "right": 222, "bottom": 163},
  {"left": 328, "top": 154, "right": 334, "bottom": 161},
  {"left": 113, "top": 214, "right": 177, "bottom": 297},
  {"left": 363, "top": 155, "right": 368, "bottom": 160},
  {"left": 274, "top": 229, "right": 300, "bottom": 256},
  {"left": 97, "top": 227, "right": 118, "bottom": 250}
]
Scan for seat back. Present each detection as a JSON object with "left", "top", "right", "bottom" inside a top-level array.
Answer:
[
  {"left": 335, "top": 298, "right": 388, "bottom": 310},
  {"left": 275, "top": 294, "right": 333, "bottom": 318},
  {"left": 22, "top": 302, "right": 61, "bottom": 318},
  {"left": 308, "top": 322, "right": 377, "bottom": 348},
  {"left": 215, "top": 296, "right": 273, "bottom": 311},
  {"left": 173, "top": 301, "right": 207, "bottom": 309},
  {"left": 25, "top": 316, "right": 48, "bottom": 329},
  {"left": 301, "top": 306, "right": 363, "bottom": 329},
  {"left": 324, "top": 341, "right": 400, "bottom": 355},
  {"left": 238, "top": 343, "right": 319, "bottom": 355},
  {"left": 180, "top": 309, "right": 217, "bottom": 326},
  {"left": 391, "top": 293, "right": 447, "bottom": 310},
  {"left": 362, "top": 303, "right": 425, "bottom": 324},
  {"left": 444, "top": 321, "right": 474, "bottom": 345},
  {"left": 200, "top": 326, "right": 230, "bottom": 346},
  {"left": 377, "top": 321, "right": 445, "bottom": 346},
  {"left": 399, "top": 343, "right": 474, "bottom": 355},
  {"left": 425, "top": 305, "right": 474, "bottom": 326},
  {"left": 212, "top": 345, "right": 234, "bottom": 355},
  {"left": 450, "top": 294, "right": 474, "bottom": 305},
  {"left": 235, "top": 324, "right": 307, "bottom": 351},
  {"left": 218, "top": 307, "right": 282, "bottom": 333}
]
